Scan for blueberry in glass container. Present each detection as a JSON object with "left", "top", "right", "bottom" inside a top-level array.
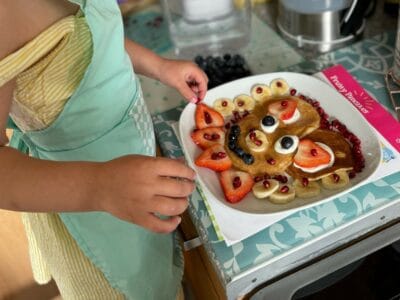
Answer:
[{"left": 193, "top": 53, "right": 252, "bottom": 89}]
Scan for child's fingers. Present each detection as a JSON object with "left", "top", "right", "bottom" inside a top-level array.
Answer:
[
  {"left": 155, "top": 157, "right": 196, "bottom": 180},
  {"left": 150, "top": 195, "right": 188, "bottom": 216},
  {"left": 187, "top": 72, "right": 208, "bottom": 102},
  {"left": 177, "top": 81, "right": 199, "bottom": 104},
  {"left": 179, "top": 69, "right": 208, "bottom": 103},
  {"left": 144, "top": 214, "right": 182, "bottom": 234},
  {"left": 156, "top": 176, "right": 196, "bottom": 198},
  {"left": 193, "top": 72, "right": 208, "bottom": 101}
]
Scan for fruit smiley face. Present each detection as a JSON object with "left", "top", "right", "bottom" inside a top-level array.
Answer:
[{"left": 191, "top": 78, "right": 363, "bottom": 205}]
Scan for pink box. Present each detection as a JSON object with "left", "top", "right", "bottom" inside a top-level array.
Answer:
[{"left": 322, "top": 64, "right": 400, "bottom": 153}]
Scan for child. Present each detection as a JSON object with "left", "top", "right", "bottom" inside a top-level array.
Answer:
[{"left": 0, "top": 0, "right": 208, "bottom": 299}]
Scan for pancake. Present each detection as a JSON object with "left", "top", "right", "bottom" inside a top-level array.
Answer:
[
  {"left": 258, "top": 96, "right": 321, "bottom": 138},
  {"left": 287, "top": 129, "right": 354, "bottom": 181},
  {"left": 225, "top": 96, "right": 321, "bottom": 176}
]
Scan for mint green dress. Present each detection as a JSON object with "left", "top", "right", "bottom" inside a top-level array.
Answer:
[{"left": 9, "top": 0, "right": 183, "bottom": 299}]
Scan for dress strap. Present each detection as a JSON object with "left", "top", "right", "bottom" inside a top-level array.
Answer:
[{"left": 0, "top": 16, "right": 76, "bottom": 88}]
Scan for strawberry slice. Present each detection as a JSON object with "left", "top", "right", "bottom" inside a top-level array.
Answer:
[
  {"left": 195, "top": 103, "right": 224, "bottom": 129},
  {"left": 219, "top": 169, "right": 254, "bottom": 203},
  {"left": 195, "top": 144, "right": 232, "bottom": 172},
  {"left": 191, "top": 127, "right": 225, "bottom": 150},
  {"left": 294, "top": 139, "right": 331, "bottom": 168},
  {"left": 268, "top": 99, "right": 297, "bottom": 121}
]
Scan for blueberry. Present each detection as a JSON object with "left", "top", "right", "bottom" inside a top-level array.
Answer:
[
  {"left": 281, "top": 136, "right": 294, "bottom": 149},
  {"left": 214, "top": 68, "right": 224, "bottom": 79},
  {"left": 209, "top": 60, "right": 219, "bottom": 71},
  {"left": 197, "top": 61, "right": 207, "bottom": 71},
  {"left": 208, "top": 79, "right": 217, "bottom": 87},
  {"left": 215, "top": 56, "right": 224, "bottom": 67},
  {"left": 233, "top": 67, "right": 244, "bottom": 76},
  {"left": 234, "top": 147, "right": 245, "bottom": 158},
  {"left": 242, "top": 153, "right": 254, "bottom": 165},
  {"left": 225, "top": 67, "right": 234, "bottom": 75},
  {"left": 213, "top": 79, "right": 223, "bottom": 87},
  {"left": 262, "top": 115, "right": 276, "bottom": 126},
  {"left": 234, "top": 54, "right": 245, "bottom": 65},
  {"left": 194, "top": 55, "right": 204, "bottom": 65},
  {"left": 228, "top": 140, "right": 236, "bottom": 150},
  {"left": 228, "top": 132, "right": 238, "bottom": 142},
  {"left": 231, "top": 125, "right": 241, "bottom": 136},
  {"left": 223, "top": 53, "right": 231, "bottom": 61},
  {"left": 226, "top": 59, "right": 236, "bottom": 68}
]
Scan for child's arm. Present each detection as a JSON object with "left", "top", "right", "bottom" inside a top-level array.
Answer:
[
  {"left": 0, "top": 81, "right": 101, "bottom": 214},
  {"left": 0, "top": 80, "right": 195, "bottom": 233},
  {"left": 124, "top": 38, "right": 208, "bottom": 103}
]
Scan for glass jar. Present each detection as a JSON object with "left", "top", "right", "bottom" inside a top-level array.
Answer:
[{"left": 161, "top": 0, "right": 251, "bottom": 58}]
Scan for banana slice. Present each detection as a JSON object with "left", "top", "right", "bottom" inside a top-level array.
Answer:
[
  {"left": 321, "top": 170, "right": 350, "bottom": 190},
  {"left": 252, "top": 179, "right": 279, "bottom": 199},
  {"left": 269, "top": 184, "right": 295, "bottom": 204},
  {"left": 250, "top": 84, "right": 272, "bottom": 102},
  {"left": 233, "top": 94, "right": 255, "bottom": 112},
  {"left": 213, "top": 98, "right": 235, "bottom": 117},
  {"left": 270, "top": 78, "right": 290, "bottom": 96},
  {"left": 293, "top": 179, "right": 321, "bottom": 198},
  {"left": 334, "top": 150, "right": 347, "bottom": 159},
  {"left": 245, "top": 130, "right": 268, "bottom": 152}
]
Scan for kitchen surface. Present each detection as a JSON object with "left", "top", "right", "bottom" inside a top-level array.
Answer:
[
  {"left": 130, "top": 0, "right": 400, "bottom": 299},
  {"left": 1, "top": 0, "right": 400, "bottom": 299}
]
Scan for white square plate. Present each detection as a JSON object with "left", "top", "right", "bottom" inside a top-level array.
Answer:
[{"left": 179, "top": 72, "right": 382, "bottom": 215}]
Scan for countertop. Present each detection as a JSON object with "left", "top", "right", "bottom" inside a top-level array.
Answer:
[{"left": 124, "top": 2, "right": 400, "bottom": 299}]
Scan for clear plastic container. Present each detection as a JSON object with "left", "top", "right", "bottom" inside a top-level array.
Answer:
[{"left": 161, "top": 0, "right": 251, "bottom": 58}]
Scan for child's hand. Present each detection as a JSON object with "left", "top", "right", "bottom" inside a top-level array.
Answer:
[
  {"left": 158, "top": 59, "right": 208, "bottom": 104},
  {"left": 95, "top": 155, "right": 196, "bottom": 233}
]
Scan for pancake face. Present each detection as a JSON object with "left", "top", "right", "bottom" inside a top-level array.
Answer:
[
  {"left": 225, "top": 96, "right": 320, "bottom": 176},
  {"left": 192, "top": 78, "right": 364, "bottom": 204},
  {"left": 258, "top": 96, "right": 321, "bottom": 138}
]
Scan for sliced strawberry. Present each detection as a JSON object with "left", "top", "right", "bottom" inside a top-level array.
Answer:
[
  {"left": 191, "top": 127, "right": 225, "bottom": 150},
  {"left": 268, "top": 99, "right": 297, "bottom": 121},
  {"left": 294, "top": 139, "right": 331, "bottom": 168},
  {"left": 195, "top": 103, "right": 224, "bottom": 129},
  {"left": 195, "top": 144, "right": 232, "bottom": 172},
  {"left": 219, "top": 169, "right": 254, "bottom": 203}
]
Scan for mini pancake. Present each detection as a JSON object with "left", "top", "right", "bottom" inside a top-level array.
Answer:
[
  {"left": 287, "top": 129, "right": 354, "bottom": 181},
  {"left": 257, "top": 96, "right": 321, "bottom": 138},
  {"left": 225, "top": 96, "right": 320, "bottom": 176}
]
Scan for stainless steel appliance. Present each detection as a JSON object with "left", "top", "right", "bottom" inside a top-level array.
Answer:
[{"left": 277, "top": 0, "right": 376, "bottom": 53}]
